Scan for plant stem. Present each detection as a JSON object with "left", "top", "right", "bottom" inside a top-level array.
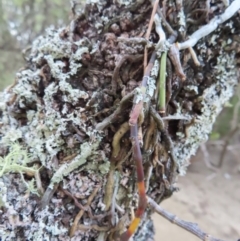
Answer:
[{"left": 158, "top": 51, "right": 167, "bottom": 113}]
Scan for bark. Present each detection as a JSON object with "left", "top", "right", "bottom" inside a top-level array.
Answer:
[{"left": 0, "top": 0, "right": 239, "bottom": 241}]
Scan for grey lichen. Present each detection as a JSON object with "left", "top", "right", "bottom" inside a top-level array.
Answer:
[
  {"left": 49, "top": 141, "right": 100, "bottom": 188},
  {"left": 174, "top": 52, "right": 238, "bottom": 175},
  {"left": 0, "top": 180, "right": 8, "bottom": 208},
  {"left": 0, "top": 1, "right": 239, "bottom": 241}
]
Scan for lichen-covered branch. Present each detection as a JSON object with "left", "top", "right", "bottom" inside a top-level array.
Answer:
[
  {"left": 0, "top": 0, "right": 239, "bottom": 240},
  {"left": 148, "top": 197, "right": 226, "bottom": 241},
  {"left": 178, "top": 0, "right": 240, "bottom": 49}
]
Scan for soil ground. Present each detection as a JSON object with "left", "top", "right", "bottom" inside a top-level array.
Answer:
[{"left": 153, "top": 145, "right": 240, "bottom": 241}]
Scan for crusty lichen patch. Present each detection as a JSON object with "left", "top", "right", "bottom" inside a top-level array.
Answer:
[
  {"left": 174, "top": 51, "right": 238, "bottom": 175},
  {"left": 0, "top": 24, "right": 105, "bottom": 240}
]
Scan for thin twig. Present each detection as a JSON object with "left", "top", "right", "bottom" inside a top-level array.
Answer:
[
  {"left": 145, "top": 164, "right": 153, "bottom": 192},
  {"left": 178, "top": 0, "right": 240, "bottom": 50},
  {"left": 161, "top": 115, "right": 191, "bottom": 120},
  {"left": 78, "top": 224, "right": 110, "bottom": 232},
  {"left": 70, "top": 185, "right": 100, "bottom": 237},
  {"left": 143, "top": 117, "right": 156, "bottom": 151},
  {"left": 144, "top": 0, "right": 159, "bottom": 70},
  {"left": 60, "top": 187, "right": 88, "bottom": 211},
  {"left": 103, "top": 163, "right": 116, "bottom": 211},
  {"left": 200, "top": 144, "right": 218, "bottom": 171},
  {"left": 62, "top": 153, "right": 78, "bottom": 162},
  {"left": 112, "top": 122, "right": 130, "bottom": 158},
  {"left": 96, "top": 92, "right": 134, "bottom": 131},
  {"left": 154, "top": 13, "right": 166, "bottom": 42},
  {"left": 218, "top": 126, "right": 239, "bottom": 167},
  {"left": 149, "top": 0, "right": 177, "bottom": 42},
  {"left": 150, "top": 107, "right": 178, "bottom": 170},
  {"left": 148, "top": 197, "right": 226, "bottom": 241},
  {"left": 112, "top": 55, "right": 143, "bottom": 93},
  {"left": 188, "top": 46, "right": 201, "bottom": 66},
  {"left": 168, "top": 44, "right": 186, "bottom": 81}
]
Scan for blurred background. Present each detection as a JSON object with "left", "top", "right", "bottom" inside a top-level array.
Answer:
[
  {"left": 0, "top": 0, "right": 69, "bottom": 90},
  {"left": 0, "top": 0, "right": 239, "bottom": 240}
]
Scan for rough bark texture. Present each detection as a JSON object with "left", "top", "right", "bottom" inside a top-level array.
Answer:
[{"left": 0, "top": 0, "right": 239, "bottom": 240}]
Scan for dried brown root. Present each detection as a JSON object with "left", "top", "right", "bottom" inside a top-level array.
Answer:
[
  {"left": 103, "top": 163, "right": 116, "bottom": 211},
  {"left": 112, "top": 122, "right": 130, "bottom": 158},
  {"left": 70, "top": 185, "right": 100, "bottom": 237},
  {"left": 112, "top": 54, "right": 143, "bottom": 93},
  {"left": 96, "top": 92, "right": 134, "bottom": 131},
  {"left": 143, "top": 117, "right": 156, "bottom": 152},
  {"left": 150, "top": 107, "right": 178, "bottom": 171}
]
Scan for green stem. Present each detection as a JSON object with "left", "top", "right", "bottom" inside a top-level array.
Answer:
[{"left": 158, "top": 51, "right": 167, "bottom": 113}]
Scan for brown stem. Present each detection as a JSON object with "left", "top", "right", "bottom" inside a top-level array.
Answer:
[
  {"left": 129, "top": 51, "right": 156, "bottom": 126},
  {"left": 149, "top": 106, "right": 178, "bottom": 172},
  {"left": 70, "top": 186, "right": 100, "bottom": 237},
  {"left": 96, "top": 92, "right": 134, "bottom": 131}
]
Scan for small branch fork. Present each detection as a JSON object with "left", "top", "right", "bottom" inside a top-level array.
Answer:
[
  {"left": 70, "top": 185, "right": 100, "bottom": 237},
  {"left": 178, "top": 0, "right": 240, "bottom": 50},
  {"left": 148, "top": 197, "right": 227, "bottom": 241}
]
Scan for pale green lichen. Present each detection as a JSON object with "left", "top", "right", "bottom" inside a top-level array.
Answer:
[
  {"left": 0, "top": 25, "right": 94, "bottom": 173},
  {"left": 0, "top": 143, "right": 40, "bottom": 198},
  {"left": 49, "top": 141, "right": 100, "bottom": 188},
  {"left": 98, "top": 160, "right": 110, "bottom": 174}
]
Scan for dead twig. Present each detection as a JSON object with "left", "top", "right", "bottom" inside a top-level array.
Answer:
[
  {"left": 148, "top": 197, "right": 226, "bottom": 241},
  {"left": 178, "top": 0, "right": 240, "bottom": 50},
  {"left": 104, "top": 163, "right": 116, "bottom": 211},
  {"left": 112, "top": 122, "right": 130, "bottom": 158},
  {"left": 96, "top": 92, "right": 134, "bottom": 131},
  {"left": 218, "top": 125, "right": 239, "bottom": 168},
  {"left": 112, "top": 54, "right": 143, "bottom": 93},
  {"left": 144, "top": 0, "right": 160, "bottom": 70},
  {"left": 70, "top": 185, "right": 100, "bottom": 237},
  {"left": 188, "top": 46, "right": 201, "bottom": 66},
  {"left": 111, "top": 172, "right": 120, "bottom": 226},
  {"left": 78, "top": 224, "right": 110, "bottom": 232},
  {"left": 149, "top": 107, "right": 178, "bottom": 171},
  {"left": 143, "top": 117, "right": 156, "bottom": 151},
  {"left": 149, "top": 0, "right": 178, "bottom": 42},
  {"left": 168, "top": 44, "right": 186, "bottom": 81},
  {"left": 60, "top": 187, "right": 88, "bottom": 211}
]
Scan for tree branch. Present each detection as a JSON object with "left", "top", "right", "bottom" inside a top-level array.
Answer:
[{"left": 148, "top": 197, "right": 227, "bottom": 241}]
